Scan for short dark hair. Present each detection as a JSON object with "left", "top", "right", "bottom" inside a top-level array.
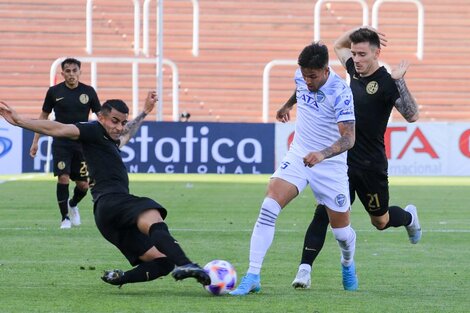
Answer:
[
  {"left": 298, "top": 42, "right": 329, "bottom": 69},
  {"left": 61, "top": 58, "right": 81, "bottom": 70},
  {"left": 101, "top": 99, "right": 129, "bottom": 115},
  {"left": 349, "top": 28, "right": 381, "bottom": 48}
]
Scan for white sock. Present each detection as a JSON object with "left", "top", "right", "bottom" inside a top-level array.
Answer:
[
  {"left": 247, "top": 197, "right": 281, "bottom": 275},
  {"left": 331, "top": 225, "right": 356, "bottom": 267},
  {"left": 298, "top": 263, "right": 312, "bottom": 273}
]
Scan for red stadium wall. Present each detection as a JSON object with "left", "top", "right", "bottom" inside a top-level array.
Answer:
[{"left": 0, "top": 0, "right": 469, "bottom": 122}]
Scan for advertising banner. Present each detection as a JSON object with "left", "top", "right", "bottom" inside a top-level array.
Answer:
[
  {"left": 0, "top": 120, "right": 23, "bottom": 174},
  {"left": 275, "top": 122, "right": 470, "bottom": 176},
  {"left": 22, "top": 122, "right": 276, "bottom": 174},
  {"left": 387, "top": 122, "right": 470, "bottom": 176}
]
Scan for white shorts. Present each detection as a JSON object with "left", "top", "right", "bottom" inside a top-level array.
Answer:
[{"left": 272, "top": 151, "right": 350, "bottom": 212}]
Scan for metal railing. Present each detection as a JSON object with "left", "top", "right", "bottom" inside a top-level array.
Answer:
[
  {"left": 85, "top": 0, "right": 199, "bottom": 120},
  {"left": 49, "top": 57, "right": 180, "bottom": 121},
  {"left": 262, "top": 60, "right": 341, "bottom": 123},
  {"left": 372, "top": 0, "right": 424, "bottom": 60},
  {"left": 142, "top": 0, "right": 199, "bottom": 57},
  {"left": 314, "top": 0, "right": 369, "bottom": 42}
]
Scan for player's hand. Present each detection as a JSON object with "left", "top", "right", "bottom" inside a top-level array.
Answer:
[
  {"left": 276, "top": 106, "right": 291, "bottom": 123},
  {"left": 30, "top": 143, "right": 38, "bottom": 158},
  {"left": 303, "top": 151, "right": 324, "bottom": 167},
  {"left": 391, "top": 60, "right": 410, "bottom": 80},
  {"left": 144, "top": 91, "right": 157, "bottom": 115},
  {"left": 361, "top": 26, "right": 388, "bottom": 47},
  {"left": 0, "top": 101, "right": 20, "bottom": 126}
]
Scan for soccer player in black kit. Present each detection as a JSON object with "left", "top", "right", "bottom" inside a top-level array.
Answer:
[
  {"left": 0, "top": 91, "right": 210, "bottom": 288},
  {"left": 30, "top": 58, "right": 101, "bottom": 229},
  {"left": 291, "top": 27, "right": 422, "bottom": 289}
]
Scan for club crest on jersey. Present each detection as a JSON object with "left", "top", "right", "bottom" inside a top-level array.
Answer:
[
  {"left": 366, "top": 81, "right": 379, "bottom": 94},
  {"left": 335, "top": 194, "right": 347, "bottom": 207},
  {"left": 80, "top": 94, "right": 90, "bottom": 104},
  {"left": 315, "top": 90, "right": 326, "bottom": 103},
  {"left": 57, "top": 161, "right": 66, "bottom": 170}
]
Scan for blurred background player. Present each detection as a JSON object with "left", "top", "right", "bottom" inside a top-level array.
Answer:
[
  {"left": 230, "top": 42, "right": 358, "bottom": 296},
  {"left": 292, "top": 27, "right": 421, "bottom": 289},
  {"left": 0, "top": 91, "right": 210, "bottom": 288},
  {"left": 30, "top": 58, "right": 101, "bottom": 229}
]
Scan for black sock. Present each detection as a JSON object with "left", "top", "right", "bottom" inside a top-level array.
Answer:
[
  {"left": 300, "top": 204, "right": 329, "bottom": 266},
  {"left": 383, "top": 205, "right": 412, "bottom": 229},
  {"left": 121, "top": 258, "right": 175, "bottom": 284},
  {"left": 69, "top": 185, "right": 87, "bottom": 207},
  {"left": 56, "top": 183, "right": 69, "bottom": 220},
  {"left": 148, "top": 222, "right": 191, "bottom": 266}
]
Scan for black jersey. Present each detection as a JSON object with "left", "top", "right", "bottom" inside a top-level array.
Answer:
[
  {"left": 43, "top": 82, "right": 101, "bottom": 146},
  {"left": 345, "top": 58, "right": 400, "bottom": 171},
  {"left": 76, "top": 121, "right": 129, "bottom": 202}
]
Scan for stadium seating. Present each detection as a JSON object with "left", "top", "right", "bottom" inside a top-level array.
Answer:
[{"left": 1, "top": 0, "right": 469, "bottom": 122}]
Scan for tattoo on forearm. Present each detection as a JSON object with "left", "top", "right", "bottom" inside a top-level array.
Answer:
[
  {"left": 286, "top": 91, "right": 297, "bottom": 107},
  {"left": 121, "top": 112, "right": 147, "bottom": 139},
  {"left": 320, "top": 122, "right": 355, "bottom": 159},
  {"left": 395, "top": 78, "right": 419, "bottom": 121}
]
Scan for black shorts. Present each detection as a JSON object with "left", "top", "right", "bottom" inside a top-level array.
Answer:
[
  {"left": 348, "top": 165, "right": 389, "bottom": 217},
  {"left": 93, "top": 193, "right": 167, "bottom": 266},
  {"left": 52, "top": 143, "right": 88, "bottom": 181}
]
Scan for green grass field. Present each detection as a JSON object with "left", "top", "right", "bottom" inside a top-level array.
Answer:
[{"left": 0, "top": 174, "right": 469, "bottom": 313}]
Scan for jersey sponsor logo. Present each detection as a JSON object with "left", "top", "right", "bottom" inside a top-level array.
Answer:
[
  {"left": 366, "top": 81, "right": 379, "bottom": 94},
  {"left": 55, "top": 97, "right": 65, "bottom": 101},
  {"left": 300, "top": 93, "right": 319, "bottom": 109},
  {"left": 0, "top": 135, "right": 13, "bottom": 158},
  {"left": 339, "top": 108, "right": 354, "bottom": 117},
  {"left": 335, "top": 193, "right": 347, "bottom": 207},
  {"left": 79, "top": 94, "right": 90, "bottom": 104},
  {"left": 57, "top": 161, "right": 66, "bottom": 170},
  {"left": 299, "top": 91, "right": 327, "bottom": 110}
]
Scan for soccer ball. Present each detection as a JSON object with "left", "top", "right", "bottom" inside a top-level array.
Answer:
[{"left": 203, "top": 259, "right": 237, "bottom": 295}]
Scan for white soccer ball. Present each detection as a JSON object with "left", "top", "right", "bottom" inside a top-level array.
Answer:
[{"left": 203, "top": 259, "right": 237, "bottom": 295}]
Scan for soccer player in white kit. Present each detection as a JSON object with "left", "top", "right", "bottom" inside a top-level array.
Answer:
[{"left": 230, "top": 42, "right": 358, "bottom": 296}]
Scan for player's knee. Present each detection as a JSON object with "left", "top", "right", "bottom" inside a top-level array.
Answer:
[
  {"left": 58, "top": 175, "right": 70, "bottom": 184},
  {"left": 331, "top": 225, "right": 355, "bottom": 242},
  {"left": 76, "top": 181, "right": 89, "bottom": 191},
  {"left": 371, "top": 220, "right": 388, "bottom": 230},
  {"left": 137, "top": 210, "right": 164, "bottom": 234}
]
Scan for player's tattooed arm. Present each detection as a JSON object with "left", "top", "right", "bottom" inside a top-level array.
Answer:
[
  {"left": 391, "top": 60, "right": 419, "bottom": 122},
  {"left": 303, "top": 121, "right": 355, "bottom": 167},
  {"left": 276, "top": 90, "right": 297, "bottom": 123},
  {"left": 119, "top": 91, "right": 157, "bottom": 147},
  {"left": 119, "top": 111, "right": 147, "bottom": 147},
  {"left": 285, "top": 90, "right": 297, "bottom": 107},
  {"left": 322, "top": 121, "right": 355, "bottom": 158},
  {"left": 395, "top": 78, "right": 419, "bottom": 122}
]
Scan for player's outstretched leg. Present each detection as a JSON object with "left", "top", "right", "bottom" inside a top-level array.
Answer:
[
  {"left": 171, "top": 263, "right": 211, "bottom": 286},
  {"left": 102, "top": 258, "right": 175, "bottom": 287},
  {"left": 404, "top": 205, "right": 422, "bottom": 244},
  {"left": 229, "top": 273, "right": 261, "bottom": 296},
  {"left": 102, "top": 269, "right": 125, "bottom": 287}
]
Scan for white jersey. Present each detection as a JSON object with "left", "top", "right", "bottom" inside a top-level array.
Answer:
[{"left": 289, "top": 67, "right": 355, "bottom": 164}]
